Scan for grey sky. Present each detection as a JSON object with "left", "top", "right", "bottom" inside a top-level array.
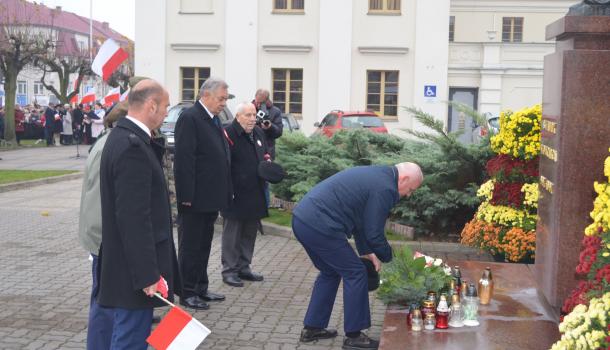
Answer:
[{"left": 39, "top": 0, "right": 135, "bottom": 40}]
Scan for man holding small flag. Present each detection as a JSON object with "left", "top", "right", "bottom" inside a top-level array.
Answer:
[{"left": 98, "top": 79, "right": 180, "bottom": 349}]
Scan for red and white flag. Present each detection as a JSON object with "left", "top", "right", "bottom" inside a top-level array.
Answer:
[
  {"left": 91, "top": 39, "right": 129, "bottom": 81},
  {"left": 69, "top": 94, "right": 79, "bottom": 104},
  {"left": 103, "top": 87, "right": 121, "bottom": 106},
  {"left": 80, "top": 90, "right": 96, "bottom": 105},
  {"left": 146, "top": 306, "right": 211, "bottom": 350},
  {"left": 120, "top": 89, "right": 129, "bottom": 102}
]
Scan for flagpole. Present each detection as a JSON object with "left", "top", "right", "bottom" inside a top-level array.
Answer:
[
  {"left": 89, "top": 0, "right": 93, "bottom": 61},
  {"left": 154, "top": 293, "right": 175, "bottom": 308}
]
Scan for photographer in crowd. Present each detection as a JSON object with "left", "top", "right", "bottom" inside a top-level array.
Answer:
[{"left": 252, "top": 89, "right": 283, "bottom": 160}]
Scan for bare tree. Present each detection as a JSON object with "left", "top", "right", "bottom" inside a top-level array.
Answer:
[
  {"left": 0, "top": 1, "right": 52, "bottom": 144},
  {"left": 36, "top": 50, "right": 91, "bottom": 105}
]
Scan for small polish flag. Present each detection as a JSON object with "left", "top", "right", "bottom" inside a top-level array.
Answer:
[
  {"left": 120, "top": 89, "right": 129, "bottom": 102},
  {"left": 103, "top": 87, "right": 121, "bottom": 106},
  {"left": 91, "top": 39, "right": 129, "bottom": 81},
  {"left": 80, "top": 91, "right": 96, "bottom": 105},
  {"left": 146, "top": 306, "right": 211, "bottom": 350}
]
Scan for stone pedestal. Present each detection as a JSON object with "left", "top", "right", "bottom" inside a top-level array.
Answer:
[{"left": 535, "top": 14, "right": 610, "bottom": 309}]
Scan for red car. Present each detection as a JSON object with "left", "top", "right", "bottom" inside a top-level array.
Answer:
[{"left": 313, "top": 110, "right": 388, "bottom": 137}]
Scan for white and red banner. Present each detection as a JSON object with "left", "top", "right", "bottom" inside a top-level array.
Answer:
[
  {"left": 80, "top": 91, "right": 96, "bottom": 105},
  {"left": 91, "top": 39, "right": 129, "bottom": 81},
  {"left": 120, "top": 89, "right": 129, "bottom": 102},
  {"left": 102, "top": 87, "right": 121, "bottom": 106},
  {"left": 146, "top": 306, "right": 210, "bottom": 350}
]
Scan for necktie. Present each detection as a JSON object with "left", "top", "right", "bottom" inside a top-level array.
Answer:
[{"left": 213, "top": 116, "right": 222, "bottom": 130}]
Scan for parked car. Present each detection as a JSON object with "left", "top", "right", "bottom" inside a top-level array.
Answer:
[
  {"left": 282, "top": 113, "right": 301, "bottom": 132},
  {"left": 313, "top": 110, "right": 388, "bottom": 137},
  {"left": 161, "top": 102, "right": 235, "bottom": 154}
]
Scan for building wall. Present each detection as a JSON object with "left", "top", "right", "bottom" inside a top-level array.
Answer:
[{"left": 135, "top": 0, "right": 578, "bottom": 136}]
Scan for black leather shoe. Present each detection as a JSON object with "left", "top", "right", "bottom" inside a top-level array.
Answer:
[
  {"left": 223, "top": 275, "right": 244, "bottom": 287},
  {"left": 299, "top": 328, "right": 338, "bottom": 343},
  {"left": 152, "top": 315, "right": 161, "bottom": 324},
  {"left": 179, "top": 296, "right": 210, "bottom": 310},
  {"left": 343, "top": 333, "right": 379, "bottom": 349},
  {"left": 238, "top": 271, "right": 264, "bottom": 281},
  {"left": 200, "top": 291, "right": 225, "bottom": 302}
]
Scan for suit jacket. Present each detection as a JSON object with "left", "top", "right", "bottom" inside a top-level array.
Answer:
[
  {"left": 221, "top": 120, "right": 268, "bottom": 220},
  {"left": 293, "top": 166, "right": 400, "bottom": 263},
  {"left": 174, "top": 101, "right": 232, "bottom": 212},
  {"left": 98, "top": 118, "right": 178, "bottom": 309}
]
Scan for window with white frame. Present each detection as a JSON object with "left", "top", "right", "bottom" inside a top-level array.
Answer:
[
  {"left": 369, "top": 0, "right": 400, "bottom": 13},
  {"left": 502, "top": 17, "right": 523, "bottom": 42},
  {"left": 273, "top": 0, "right": 304, "bottom": 12},
  {"left": 366, "top": 70, "right": 399, "bottom": 117},
  {"left": 33, "top": 82, "right": 44, "bottom": 95},
  {"left": 272, "top": 68, "right": 303, "bottom": 115},
  {"left": 17, "top": 81, "right": 27, "bottom": 95},
  {"left": 180, "top": 67, "right": 210, "bottom": 102}
]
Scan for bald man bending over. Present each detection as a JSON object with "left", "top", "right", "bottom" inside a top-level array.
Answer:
[
  {"left": 97, "top": 79, "right": 178, "bottom": 349},
  {"left": 292, "top": 163, "right": 423, "bottom": 350}
]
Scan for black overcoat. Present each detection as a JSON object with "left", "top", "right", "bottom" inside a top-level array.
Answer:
[
  {"left": 221, "top": 120, "right": 268, "bottom": 220},
  {"left": 98, "top": 118, "right": 178, "bottom": 309},
  {"left": 173, "top": 102, "right": 232, "bottom": 212}
]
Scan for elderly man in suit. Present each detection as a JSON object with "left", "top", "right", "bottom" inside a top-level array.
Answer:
[
  {"left": 174, "top": 77, "right": 231, "bottom": 310},
  {"left": 97, "top": 79, "right": 178, "bottom": 350},
  {"left": 220, "top": 102, "right": 269, "bottom": 287},
  {"left": 293, "top": 162, "right": 423, "bottom": 349}
]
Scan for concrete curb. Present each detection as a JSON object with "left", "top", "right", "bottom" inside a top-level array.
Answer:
[
  {"left": 0, "top": 172, "right": 83, "bottom": 193},
  {"left": 260, "top": 220, "right": 488, "bottom": 256}
]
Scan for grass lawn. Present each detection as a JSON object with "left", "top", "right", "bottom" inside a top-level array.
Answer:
[
  {"left": 0, "top": 170, "right": 78, "bottom": 185},
  {"left": 263, "top": 208, "right": 293, "bottom": 227}
]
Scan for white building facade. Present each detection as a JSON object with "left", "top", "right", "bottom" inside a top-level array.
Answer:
[{"left": 135, "top": 0, "right": 577, "bottom": 136}]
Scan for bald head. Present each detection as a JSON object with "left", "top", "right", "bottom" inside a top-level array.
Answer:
[
  {"left": 395, "top": 162, "right": 423, "bottom": 197},
  {"left": 127, "top": 79, "right": 170, "bottom": 131}
]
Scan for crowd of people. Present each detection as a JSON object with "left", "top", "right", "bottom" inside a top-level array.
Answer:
[
  {"left": 0, "top": 102, "right": 110, "bottom": 146},
  {"left": 76, "top": 77, "right": 423, "bottom": 350}
]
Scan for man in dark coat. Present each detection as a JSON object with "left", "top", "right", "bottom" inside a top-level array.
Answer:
[
  {"left": 43, "top": 103, "right": 56, "bottom": 146},
  {"left": 292, "top": 163, "right": 423, "bottom": 349},
  {"left": 220, "top": 102, "right": 268, "bottom": 287},
  {"left": 72, "top": 104, "right": 84, "bottom": 144},
  {"left": 174, "top": 77, "right": 231, "bottom": 310},
  {"left": 97, "top": 79, "right": 177, "bottom": 349},
  {"left": 252, "top": 89, "right": 283, "bottom": 160}
]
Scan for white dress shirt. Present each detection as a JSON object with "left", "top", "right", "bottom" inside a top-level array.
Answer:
[{"left": 126, "top": 116, "right": 151, "bottom": 138}]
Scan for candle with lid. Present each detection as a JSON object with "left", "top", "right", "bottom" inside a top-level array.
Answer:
[
  {"left": 424, "top": 313, "right": 436, "bottom": 330},
  {"left": 435, "top": 294, "right": 449, "bottom": 329},
  {"left": 448, "top": 293, "right": 465, "bottom": 327},
  {"left": 421, "top": 300, "right": 436, "bottom": 318},
  {"left": 411, "top": 309, "right": 423, "bottom": 331},
  {"left": 478, "top": 267, "right": 494, "bottom": 305},
  {"left": 463, "top": 283, "right": 480, "bottom": 326}
]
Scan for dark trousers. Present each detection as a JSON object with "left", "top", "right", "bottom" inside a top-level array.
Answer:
[
  {"left": 109, "top": 308, "right": 153, "bottom": 350},
  {"left": 292, "top": 217, "right": 371, "bottom": 333},
  {"left": 87, "top": 254, "right": 114, "bottom": 350},
  {"left": 45, "top": 127, "right": 53, "bottom": 145},
  {"left": 221, "top": 218, "right": 258, "bottom": 278},
  {"left": 178, "top": 211, "right": 218, "bottom": 298}
]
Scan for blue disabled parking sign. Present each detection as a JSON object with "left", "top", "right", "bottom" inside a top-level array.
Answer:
[{"left": 424, "top": 85, "right": 437, "bottom": 97}]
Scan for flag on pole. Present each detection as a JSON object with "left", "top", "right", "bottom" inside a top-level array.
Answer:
[
  {"left": 102, "top": 87, "right": 121, "bottom": 106},
  {"left": 70, "top": 94, "right": 79, "bottom": 104},
  {"left": 91, "top": 39, "right": 129, "bottom": 81},
  {"left": 81, "top": 90, "right": 96, "bottom": 105},
  {"left": 146, "top": 306, "right": 211, "bottom": 350}
]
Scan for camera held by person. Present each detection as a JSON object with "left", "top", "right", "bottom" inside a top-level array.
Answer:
[{"left": 256, "top": 107, "right": 271, "bottom": 128}]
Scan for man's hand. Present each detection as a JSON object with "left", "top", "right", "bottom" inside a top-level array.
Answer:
[
  {"left": 142, "top": 282, "right": 158, "bottom": 297},
  {"left": 362, "top": 253, "right": 382, "bottom": 272},
  {"left": 181, "top": 202, "right": 192, "bottom": 206}
]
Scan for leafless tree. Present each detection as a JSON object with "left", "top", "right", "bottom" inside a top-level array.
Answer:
[{"left": 0, "top": 1, "right": 52, "bottom": 144}]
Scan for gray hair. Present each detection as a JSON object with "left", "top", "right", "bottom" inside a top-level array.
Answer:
[
  {"left": 235, "top": 101, "right": 255, "bottom": 116},
  {"left": 199, "top": 77, "right": 229, "bottom": 98}
]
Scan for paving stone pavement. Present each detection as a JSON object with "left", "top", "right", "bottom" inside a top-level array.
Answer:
[
  {"left": 0, "top": 179, "right": 387, "bottom": 350},
  {"left": 0, "top": 145, "right": 87, "bottom": 171}
]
